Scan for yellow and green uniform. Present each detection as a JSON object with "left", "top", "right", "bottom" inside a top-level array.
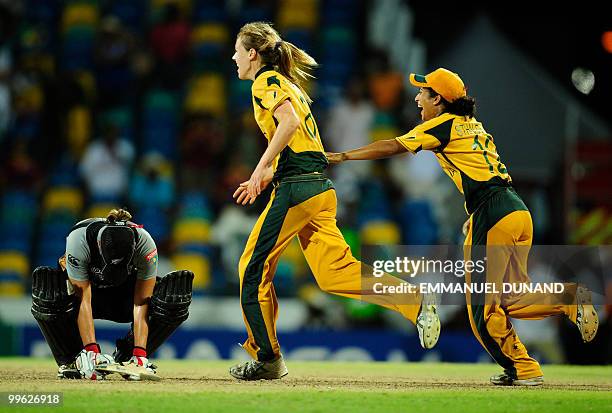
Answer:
[
  {"left": 251, "top": 65, "right": 328, "bottom": 181},
  {"left": 397, "top": 113, "right": 577, "bottom": 380},
  {"left": 240, "top": 66, "right": 422, "bottom": 361}
]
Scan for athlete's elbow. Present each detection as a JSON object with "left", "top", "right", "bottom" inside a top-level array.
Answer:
[
  {"left": 285, "top": 114, "right": 300, "bottom": 133},
  {"left": 386, "top": 139, "right": 406, "bottom": 156}
]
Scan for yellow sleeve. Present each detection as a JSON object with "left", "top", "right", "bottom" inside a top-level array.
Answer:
[
  {"left": 395, "top": 124, "right": 442, "bottom": 153},
  {"left": 253, "top": 75, "right": 290, "bottom": 113},
  {"left": 261, "top": 86, "right": 289, "bottom": 113}
]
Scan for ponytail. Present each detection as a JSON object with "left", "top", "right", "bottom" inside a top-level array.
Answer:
[
  {"left": 277, "top": 40, "right": 317, "bottom": 104},
  {"left": 106, "top": 208, "right": 132, "bottom": 224},
  {"left": 238, "top": 22, "right": 318, "bottom": 103}
]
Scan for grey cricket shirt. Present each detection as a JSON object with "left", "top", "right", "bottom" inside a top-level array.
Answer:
[{"left": 65, "top": 222, "right": 158, "bottom": 282}]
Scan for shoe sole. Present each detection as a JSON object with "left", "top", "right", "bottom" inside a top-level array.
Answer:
[
  {"left": 418, "top": 305, "right": 441, "bottom": 349},
  {"left": 576, "top": 286, "right": 599, "bottom": 343},
  {"left": 229, "top": 371, "right": 288, "bottom": 380},
  {"left": 513, "top": 379, "right": 544, "bottom": 386},
  {"left": 491, "top": 377, "right": 544, "bottom": 386},
  {"left": 229, "top": 361, "right": 289, "bottom": 381}
]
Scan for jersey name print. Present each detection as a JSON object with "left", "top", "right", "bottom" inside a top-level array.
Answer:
[{"left": 396, "top": 113, "right": 511, "bottom": 213}]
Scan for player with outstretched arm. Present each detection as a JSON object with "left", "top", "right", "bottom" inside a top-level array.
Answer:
[{"left": 326, "top": 68, "right": 599, "bottom": 386}]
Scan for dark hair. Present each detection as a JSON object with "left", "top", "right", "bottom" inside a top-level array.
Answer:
[{"left": 426, "top": 88, "right": 476, "bottom": 118}]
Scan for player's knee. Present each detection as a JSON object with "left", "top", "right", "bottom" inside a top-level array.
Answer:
[
  {"left": 31, "top": 266, "right": 77, "bottom": 321},
  {"left": 149, "top": 270, "right": 194, "bottom": 324}
]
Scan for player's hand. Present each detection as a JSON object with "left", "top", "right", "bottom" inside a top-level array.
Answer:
[
  {"left": 129, "top": 355, "right": 150, "bottom": 368},
  {"left": 325, "top": 152, "right": 346, "bottom": 164},
  {"left": 462, "top": 218, "right": 471, "bottom": 236},
  {"left": 233, "top": 181, "right": 256, "bottom": 205},
  {"left": 75, "top": 349, "right": 114, "bottom": 380},
  {"left": 247, "top": 164, "right": 274, "bottom": 199}
]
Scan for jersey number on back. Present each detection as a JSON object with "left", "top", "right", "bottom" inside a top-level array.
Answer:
[{"left": 472, "top": 134, "right": 507, "bottom": 175}]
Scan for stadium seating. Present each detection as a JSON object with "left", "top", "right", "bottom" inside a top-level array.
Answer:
[
  {"left": 171, "top": 253, "right": 210, "bottom": 293},
  {"left": 42, "top": 187, "right": 84, "bottom": 216},
  {"left": 184, "top": 73, "right": 226, "bottom": 116},
  {"left": 359, "top": 220, "right": 401, "bottom": 245},
  {"left": 66, "top": 105, "right": 92, "bottom": 157},
  {"left": 0, "top": 0, "right": 420, "bottom": 301},
  {"left": 172, "top": 218, "right": 211, "bottom": 247},
  {"left": 142, "top": 89, "right": 179, "bottom": 159},
  {"left": 0, "top": 251, "right": 29, "bottom": 296}
]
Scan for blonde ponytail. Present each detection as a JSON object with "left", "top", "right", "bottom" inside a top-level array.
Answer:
[
  {"left": 106, "top": 208, "right": 132, "bottom": 224},
  {"left": 238, "top": 22, "right": 318, "bottom": 103}
]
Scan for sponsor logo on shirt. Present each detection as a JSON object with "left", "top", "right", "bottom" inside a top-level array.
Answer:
[
  {"left": 145, "top": 249, "right": 158, "bottom": 265},
  {"left": 67, "top": 254, "right": 80, "bottom": 268}
]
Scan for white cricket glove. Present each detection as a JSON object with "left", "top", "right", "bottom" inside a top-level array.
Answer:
[
  {"left": 75, "top": 349, "right": 115, "bottom": 380},
  {"left": 129, "top": 354, "right": 150, "bottom": 368},
  {"left": 123, "top": 351, "right": 157, "bottom": 381}
]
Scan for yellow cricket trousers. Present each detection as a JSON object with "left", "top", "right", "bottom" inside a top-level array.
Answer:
[
  {"left": 239, "top": 176, "right": 421, "bottom": 361},
  {"left": 464, "top": 187, "right": 578, "bottom": 379}
]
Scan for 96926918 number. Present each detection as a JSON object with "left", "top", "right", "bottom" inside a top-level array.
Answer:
[{"left": 1, "top": 392, "right": 63, "bottom": 407}]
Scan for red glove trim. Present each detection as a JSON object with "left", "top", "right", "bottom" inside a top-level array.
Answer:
[
  {"left": 84, "top": 343, "right": 101, "bottom": 353},
  {"left": 133, "top": 346, "right": 147, "bottom": 358}
]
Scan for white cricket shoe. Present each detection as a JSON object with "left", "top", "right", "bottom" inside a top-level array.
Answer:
[{"left": 416, "top": 294, "right": 441, "bottom": 349}]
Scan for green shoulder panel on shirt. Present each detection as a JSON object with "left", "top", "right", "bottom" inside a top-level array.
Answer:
[
  {"left": 425, "top": 117, "right": 454, "bottom": 150},
  {"left": 253, "top": 95, "right": 266, "bottom": 110},
  {"left": 266, "top": 75, "right": 281, "bottom": 87}
]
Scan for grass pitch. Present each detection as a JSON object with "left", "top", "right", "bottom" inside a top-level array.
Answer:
[{"left": 0, "top": 358, "right": 610, "bottom": 413}]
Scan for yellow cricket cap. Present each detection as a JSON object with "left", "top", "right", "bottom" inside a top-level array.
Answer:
[{"left": 409, "top": 68, "right": 466, "bottom": 102}]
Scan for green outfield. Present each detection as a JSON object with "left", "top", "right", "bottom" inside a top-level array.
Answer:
[{"left": 0, "top": 358, "right": 610, "bottom": 413}]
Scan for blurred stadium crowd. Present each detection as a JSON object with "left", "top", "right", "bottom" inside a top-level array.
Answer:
[
  {"left": 0, "top": 0, "right": 458, "bottom": 297},
  {"left": 0, "top": 0, "right": 609, "bottom": 363}
]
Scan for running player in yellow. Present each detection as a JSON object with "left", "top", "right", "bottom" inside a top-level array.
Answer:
[
  {"left": 326, "top": 68, "right": 599, "bottom": 386},
  {"left": 228, "top": 22, "right": 440, "bottom": 380}
]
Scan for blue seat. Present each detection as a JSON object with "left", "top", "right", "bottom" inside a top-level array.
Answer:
[
  {"left": 177, "top": 243, "right": 213, "bottom": 257},
  {"left": 237, "top": 6, "right": 272, "bottom": 26},
  {"left": 322, "top": 0, "right": 357, "bottom": 25},
  {"left": 142, "top": 129, "right": 177, "bottom": 160},
  {"left": 398, "top": 200, "right": 439, "bottom": 245},
  {"left": 109, "top": 0, "right": 145, "bottom": 31},
  {"left": 283, "top": 29, "right": 313, "bottom": 54},
  {"left": 88, "top": 192, "right": 122, "bottom": 205},
  {"left": 25, "top": 0, "right": 61, "bottom": 25},
  {"left": 12, "top": 115, "right": 41, "bottom": 140},
  {"left": 0, "top": 237, "right": 31, "bottom": 254},
  {"left": 229, "top": 79, "right": 252, "bottom": 112},
  {"left": 137, "top": 207, "right": 170, "bottom": 242},
  {"left": 356, "top": 181, "right": 394, "bottom": 227},
  {"left": 193, "top": 0, "right": 227, "bottom": 23},
  {"left": 37, "top": 241, "right": 66, "bottom": 265},
  {"left": 2, "top": 189, "right": 37, "bottom": 207},
  {"left": 179, "top": 192, "right": 213, "bottom": 220},
  {"left": 0, "top": 221, "right": 34, "bottom": 242},
  {"left": 0, "top": 272, "right": 23, "bottom": 283}
]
